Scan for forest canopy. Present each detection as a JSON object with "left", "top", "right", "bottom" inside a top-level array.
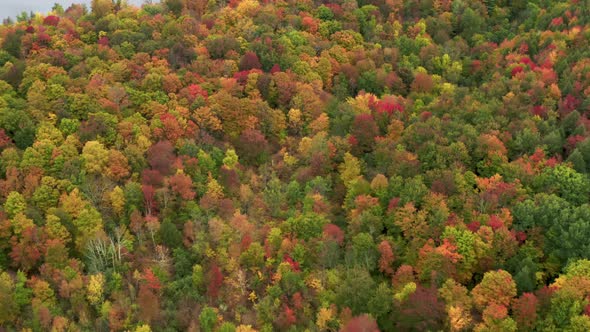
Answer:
[{"left": 2, "top": 0, "right": 590, "bottom": 331}]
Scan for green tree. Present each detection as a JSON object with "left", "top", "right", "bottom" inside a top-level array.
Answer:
[
  {"left": 192, "top": 264, "right": 204, "bottom": 289},
  {"left": 199, "top": 306, "right": 218, "bottom": 332},
  {"left": 240, "top": 242, "right": 265, "bottom": 270},
  {"left": 218, "top": 322, "right": 236, "bottom": 332},
  {"left": 347, "top": 232, "right": 378, "bottom": 272},
  {"left": 513, "top": 194, "right": 590, "bottom": 263},
  {"left": 31, "top": 176, "right": 60, "bottom": 212},
  {"left": 368, "top": 282, "right": 393, "bottom": 328},
  {"left": 283, "top": 213, "right": 329, "bottom": 241},
  {"left": 159, "top": 220, "right": 182, "bottom": 248},
  {"left": 567, "top": 149, "right": 587, "bottom": 173},
  {"left": 336, "top": 268, "right": 376, "bottom": 315},
  {"left": 222, "top": 149, "right": 239, "bottom": 169},
  {"left": 0, "top": 271, "right": 17, "bottom": 326},
  {"left": 536, "top": 165, "right": 590, "bottom": 205}
]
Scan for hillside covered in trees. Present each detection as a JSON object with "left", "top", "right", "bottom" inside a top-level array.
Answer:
[{"left": 2, "top": 0, "right": 590, "bottom": 331}]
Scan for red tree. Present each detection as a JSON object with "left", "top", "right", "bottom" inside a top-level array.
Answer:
[
  {"left": 411, "top": 73, "right": 434, "bottom": 93},
  {"left": 351, "top": 114, "right": 379, "bottom": 154},
  {"left": 341, "top": 314, "right": 380, "bottom": 332},
  {"left": 148, "top": 141, "right": 176, "bottom": 175},
  {"left": 137, "top": 284, "right": 160, "bottom": 324},
  {"left": 142, "top": 185, "right": 157, "bottom": 215},
  {"left": 169, "top": 172, "right": 196, "bottom": 200},
  {"left": 323, "top": 224, "right": 344, "bottom": 245},
  {"left": 207, "top": 263, "right": 224, "bottom": 300},
  {"left": 0, "top": 129, "right": 12, "bottom": 149},
  {"left": 142, "top": 169, "right": 164, "bottom": 187},
  {"left": 512, "top": 293, "right": 538, "bottom": 330},
  {"left": 276, "top": 305, "right": 297, "bottom": 329},
  {"left": 393, "top": 265, "right": 415, "bottom": 289},
  {"left": 397, "top": 286, "right": 445, "bottom": 331},
  {"left": 235, "top": 129, "right": 268, "bottom": 165},
  {"left": 239, "top": 51, "right": 262, "bottom": 71},
  {"left": 378, "top": 240, "right": 395, "bottom": 275},
  {"left": 159, "top": 113, "right": 184, "bottom": 143},
  {"left": 10, "top": 226, "right": 44, "bottom": 271},
  {"left": 144, "top": 268, "right": 162, "bottom": 292},
  {"left": 43, "top": 15, "right": 60, "bottom": 26}
]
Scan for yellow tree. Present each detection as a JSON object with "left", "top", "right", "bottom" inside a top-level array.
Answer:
[
  {"left": 82, "top": 141, "right": 109, "bottom": 175},
  {"left": 471, "top": 270, "right": 517, "bottom": 310},
  {"left": 109, "top": 186, "right": 126, "bottom": 216},
  {"left": 339, "top": 152, "right": 362, "bottom": 188}
]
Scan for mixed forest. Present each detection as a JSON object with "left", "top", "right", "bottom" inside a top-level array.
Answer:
[{"left": 2, "top": 0, "right": 590, "bottom": 331}]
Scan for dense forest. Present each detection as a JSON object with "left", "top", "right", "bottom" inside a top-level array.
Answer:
[{"left": 1, "top": 0, "right": 590, "bottom": 330}]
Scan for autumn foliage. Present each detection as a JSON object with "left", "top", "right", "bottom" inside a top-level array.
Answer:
[{"left": 1, "top": 0, "right": 590, "bottom": 331}]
